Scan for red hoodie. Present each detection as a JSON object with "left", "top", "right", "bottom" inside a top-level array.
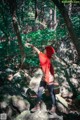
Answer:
[{"left": 39, "top": 46, "right": 55, "bottom": 84}]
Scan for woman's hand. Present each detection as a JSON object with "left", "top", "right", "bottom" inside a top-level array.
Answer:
[
  {"left": 25, "top": 43, "right": 32, "bottom": 48},
  {"left": 25, "top": 42, "right": 40, "bottom": 54}
]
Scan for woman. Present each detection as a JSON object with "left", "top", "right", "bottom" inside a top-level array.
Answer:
[{"left": 25, "top": 43, "right": 57, "bottom": 113}]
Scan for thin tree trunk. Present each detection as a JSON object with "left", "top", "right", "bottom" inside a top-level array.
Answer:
[
  {"left": 50, "top": 9, "right": 53, "bottom": 29},
  {"left": 51, "top": 6, "right": 57, "bottom": 45},
  {"left": 12, "top": 12, "right": 26, "bottom": 67},
  {"left": 68, "top": 3, "right": 72, "bottom": 17},
  {"left": 40, "top": 1, "right": 44, "bottom": 22},
  {"left": 35, "top": 0, "right": 38, "bottom": 20},
  {"left": 51, "top": 0, "right": 80, "bottom": 57},
  {"left": 54, "top": 6, "right": 57, "bottom": 42},
  {"left": 54, "top": 6, "right": 57, "bottom": 30}
]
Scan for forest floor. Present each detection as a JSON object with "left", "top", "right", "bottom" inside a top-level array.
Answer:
[{"left": 0, "top": 68, "right": 80, "bottom": 120}]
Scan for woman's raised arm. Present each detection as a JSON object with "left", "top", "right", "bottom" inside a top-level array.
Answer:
[{"left": 25, "top": 43, "right": 40, "bottom": 54}]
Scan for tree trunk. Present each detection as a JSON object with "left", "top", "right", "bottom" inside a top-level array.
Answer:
[
  {"left": 40, "top": 1, "right": 44, "bottom": 22},
  {"left": 51, "top": 0, "right": 80, "bottom": 58},
  {"left": 51, "top": 6, "right": 58, "bottom": 45},
  {"left": 50, "top": 9, "right": 53, "bottom": 29},
  {"left": 54, "top": 5, "right": 57, "bottom": 42},
  {"left": 8, "top": 0, "right": 26, "bottom": 67},
  {"left": 68, "top": 3, "right": 72, "bottom": 17},
  {"left": 54, "top": 6, "right": 57, "bottom": 30},
  {"left": 35, "top": 0, "right": 38, "bottom": 20},
  {"left": 12, "top": 12, "right": 26, "bottom": 67}
]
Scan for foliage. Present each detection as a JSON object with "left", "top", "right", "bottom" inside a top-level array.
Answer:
[{"left": 0, "top": 0, "right": 80, "bottom": 97}]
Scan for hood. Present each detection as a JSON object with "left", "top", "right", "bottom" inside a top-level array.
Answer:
[{"left": 45, "top": 46, "right": 55, "bottom": 58}]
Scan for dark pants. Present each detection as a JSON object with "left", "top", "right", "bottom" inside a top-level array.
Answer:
[{"left": 37, "top": 80, "right": 56, "bottom": 106}]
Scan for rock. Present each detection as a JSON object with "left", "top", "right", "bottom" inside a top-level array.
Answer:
[
  {"left": 14, "top": 110, "right": 31, "bottom": 120},
  {"left": 14, "top": 109, "right": 48, "bottom": 120},
  {"left": 0, "top": 113, "right": 7, "bottom": 120},
  {"left": 0, "top": 100, "right": 13, "bottom": 119},
  {"left": 22, "top": 87, "right": 29, "bottom": 95},
  {"left": 14, "top": 105, "right": 48, "bottom": 120},
  {"left": 11, "top": 95, "right": 30, "bottom": 112},
  {"left": 56, "top": 94, "right": 69, "bottom": 114},
  {"left": 13, "top": 72, "right": 21, "bottom": 78},
  {"left": 48, "top": 113, "right": 63, "bottom": 120},
  {"left": 56, "top": 94, "right": 68, "bottom": 108},
  {"left": 7, "top": 74, "right": 14, "bottom": 81},
  {"left": 60, "top": 86, "right": 72, "bottom": 98},
  {"left": 30, "top": 110, "right": 48, "bottom": 120},
  {"left": 57, "top": 102, "right": 69, "bottom": 114},
  {"left": 5, "top": 68, "right": 14, "bottom": 73},
  {"left": 6, "top": 106, "right": 13, "bottom": 119},
  {"left": 70, "top": 78, "right": 78, "bottom": 88},
  {"left": 0, "top": 101, "right": 8, "bottom": 109},
  {"left": 29, "top": 68, "right": 43, "bottom": 93},
  {"left": 40, "top": 101, "right": 47, "bottom": 111}
]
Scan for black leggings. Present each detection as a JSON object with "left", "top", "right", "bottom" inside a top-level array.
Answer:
[{"left": 37, "top": 80, "right": 56, "bottom": 106}]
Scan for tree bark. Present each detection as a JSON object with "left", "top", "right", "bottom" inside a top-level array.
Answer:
[
  {"left": 51, "top": 0, "right": 80, "bottom": 57},
  {"left": 40, "top": 1, "right": 44, "bottom": 22},
  {"left": 54, "top": 6, "right": 57, "bottom": 30},
  {"left": 12, "top": 13, "right": 26, "bottom": 67},
  {"left": 50, "top": 9, "right": 53, "bottom": 29},
  {"left": 68, "top": 3, "right": 72, "bottom": 17},
  {"left": 54, "top": 5, "right": 57, "bottom": 41},
  {"left": 35, "top": 0, "right": 38, "bottom": 20},
  {"left": 8, "top": 0, "right": 26, "bottom": 67}
]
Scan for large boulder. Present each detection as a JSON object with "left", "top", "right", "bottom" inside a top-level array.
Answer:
[
  {"left": 56, "top": 94, "right": 69, "bottom": 114},
  {"left": 29, "top": 68, "right": 43, "bottom": 93},
  {"left": 14, "top": 110, "right": 31, "bottom": 120},
  {"left": 11, "top": 95, "right": 30, "bottom": 113}
]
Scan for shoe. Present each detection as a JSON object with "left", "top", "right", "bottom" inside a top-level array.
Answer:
[
  {"left": 49, "top": 106, "right": 56, "bottom": 114},
  {"left": 31, "top": 104, "right": 40, "bottom": 112}
]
